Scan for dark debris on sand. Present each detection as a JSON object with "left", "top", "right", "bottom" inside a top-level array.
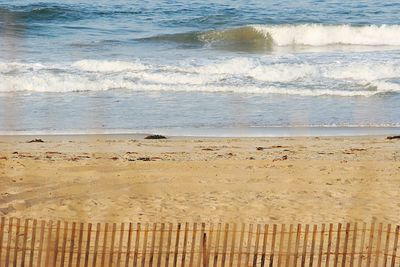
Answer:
[
  {"left": 27, "top": 139, "right": 44, "bottom": 143},
  {"left": 144, "top": 135, "right": 167, "bottom": 140},
  {"left": 387, "top": 136, "right": 400, "bottom": 140}
]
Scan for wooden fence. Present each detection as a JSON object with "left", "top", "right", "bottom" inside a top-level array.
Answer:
[{"left": 0, "top": 218, "right": 399, "bottom": 266}]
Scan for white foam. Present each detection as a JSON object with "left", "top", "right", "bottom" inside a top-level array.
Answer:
[
  {"left": 127, "top": 72, "right": 222, "bottom": 85},
  {"left": 1, "top": 59, "right": 400, "bottom": 96},
  {"left": 0, "top": 72, "right": 134, "bottom": 92},
  {"left": 252, "top": 24, "right": 400, "bottom": 46},
  {"left": 72, "top": 59, "right": 147, "bottom": 72},
  {"left": 370, "top": 81, "right": 400, "bottom": 92},
  {"left": 195, "top": 58, "right": 317, "bottom": 82},
  {"left": 196, "top": 58, "right": 254, "bottom": 75},
  {"left": 326, "top": 63, "right": 400, "bottom": 81},
  {"left": 0, "top": 62, "right": 48, "bottom": 73}
]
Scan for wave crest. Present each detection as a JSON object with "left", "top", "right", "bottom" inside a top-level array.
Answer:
[
  {"left": 253, "top": 24, "right": 400, "bottom": 46},
  {"left": 144, "top": 24, "right": 400, "bottom": 48},
  {"left": 199, "top": 26, "right": 273, "bottom": 49}
]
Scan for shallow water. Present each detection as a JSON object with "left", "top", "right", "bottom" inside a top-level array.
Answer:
[{"left": 1, "top": 0, "right": 400, "bottom": 134}]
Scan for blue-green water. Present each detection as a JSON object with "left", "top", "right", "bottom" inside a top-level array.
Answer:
[{"left": 1, "top": 1, "right": 400, "bottom": 135}]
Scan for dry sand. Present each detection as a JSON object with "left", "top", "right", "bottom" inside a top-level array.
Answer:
[{"left": 0, "top": 135, "right": 399, "bottom": 224}]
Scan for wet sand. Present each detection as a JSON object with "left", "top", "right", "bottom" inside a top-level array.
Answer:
[{"left": 0, "top": 135, "right": 399, "bottom": 223}]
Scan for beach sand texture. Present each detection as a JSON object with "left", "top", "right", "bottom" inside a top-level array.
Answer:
[{"left": 0, "top": 135, "right": 399, "bottom": 223}]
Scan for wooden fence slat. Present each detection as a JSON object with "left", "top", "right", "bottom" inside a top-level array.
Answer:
[
  {"left": 244, "top": 224, "right": 253, "bottom": 267},
  {"left": 285, "top": 224, "right": 294, "bottom": 267},
  {"left": 229, "top": 223, "right": 237, "bottom": 267},
  {"left": 20, "top": 219, "right": 30, "bottom": 267},
  {"left": 198, "top": 223, "right": 207, "bottom": 267},
  {"left": 53, "top": 221, "right": 61, "bottom": 267},
  {"left": 202, "top": 231, "right": 208, "bottom": 267},
  {"left": 333, "top": 223, "right": 342, "bottom": 267},
  {"left": 181, "top": 223, "right": 189, "bottom": 267},
  {"left": 213, "top": 223, "right": 221, "bottom": 267},
  {"left": 260, "top": 224, "right": 268, "bottom": 267},
  {"left": 277, "top": 224, "right": 285, "bottom": 267},
  {"left": 0, "top": 217, "right": 5, "bottom": 264},
  {"left": 166, "top": 223, "right": 173, "bottom": 267},
  {"left": 116, "top": 223, "right": 125, "bottom": 267},
  {"left": 5, "top": 218, "right": 11, "bottom": 267},
  {"left": 92, "top": 223, "right": 101, "bottom": 267},
  {"left": 253, "top": 224, "right": 261, "bottom": 267},
  {"left": 44, "top": 220, "right": 53, "bottom": 267},
  {"left": 341, "top": 223, "right": 350, "bottom": 267},
  {"left": 37, "top": 220, "right": 46, "bottom": 267},
  {"left": 349, "top": 223, "right": 357, "bottom": 267},
  {"left": 188, "top": 223, "right": 197, "bottom": 267},
  {"left": 109, "top": 223, "right": 117, "bottom": 267},
  {"left": 13, "top": 217, "right": 21, "bottom": 267},
  {"left": 173, "top": 223, "right": 181, "bottom": 267},
  {"left": 157, "top": 223, "right": 165, "bottom": 267},
  {"left": 149, "top": 223, "right": 157, "bottom": 267},
  {"left": 84, "top": 223, "right": 92, "bottom": 267},
  {"left": 206, "top": 223, "right": 214, "bottom": 267},
  {"left": 269, "top": 224, "right": 277, "bottom": 267},
  {"left": 309, "top": 225, "right": 317, "bottom": 267},
  {"left": 60, "top": 221, "right": 68, "bottom": 267},
  {"left": 373, "top": 223, "right": 383, "bottom": 267},
  {"left": 5, "top": 218, "right": 14, "bottom": 266},
  {"left": 75, "top": 222, "right": 84, "bottom": 267},
  {"left": 390, "top": 225, "right": 399, "bottom": 267},
  {"left": 67, "top": 222, "right": 77, "bottom": 267},
  {"left": 366, "top": 222, "right": 375, "bottom": 267},
  {"left": 293, "top": 224, "right": 301, "bottom": 267},
  {"left": 357, "top": 222, "right": 367, "bottom": 267},
  {"left": 237, "top": 223, "right": 245, "bottom": 267},
  {"left": 383, "top": 224, "right": 391, "bottom": 267},
  {"left": 133, "top": 223, "right": 141, "bottom": 267},
  {"left": 221, "top": 223, "right": 229, "bottom": 267},
  {"left": 125, "top": 223, "right": 133, "bottom": 267},
  {"left": 317, "top": 223, "right": 325, "bottom": 267},
  {"left": 141, "top": 223, "right": 149, "bottom": 267},
  {"left": 325, "top": 223, "right": 333, "bottom": 267},
  {"left": 101, "top": 223, "right": 109, "bottom": 267},
  {"left": 301, "top": 224, "right": 309, "bottom": 267}
]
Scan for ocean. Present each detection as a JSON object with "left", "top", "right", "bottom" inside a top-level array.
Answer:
[{"left": 1, "top": 0, "right": 400, "bottom": 136}]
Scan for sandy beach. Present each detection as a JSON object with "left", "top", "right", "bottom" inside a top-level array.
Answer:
[{"left": 0, "top": 135, "right": 399, "bottom": 224}]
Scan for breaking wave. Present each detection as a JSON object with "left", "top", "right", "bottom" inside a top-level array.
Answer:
[
  {"left": 144, "top": 24, "right": 400, "bottom": 48},
  {"left": 1, "top": 58, "right": 400, "bottom": 97}
]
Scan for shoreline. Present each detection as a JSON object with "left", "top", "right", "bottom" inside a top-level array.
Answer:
[{"left": 0, "top": 126, "right": 399, "bottom": 138}]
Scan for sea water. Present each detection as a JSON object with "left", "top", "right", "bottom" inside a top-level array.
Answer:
[{"left": 1, "top": 0, "right": 400, "bottom": 135}]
